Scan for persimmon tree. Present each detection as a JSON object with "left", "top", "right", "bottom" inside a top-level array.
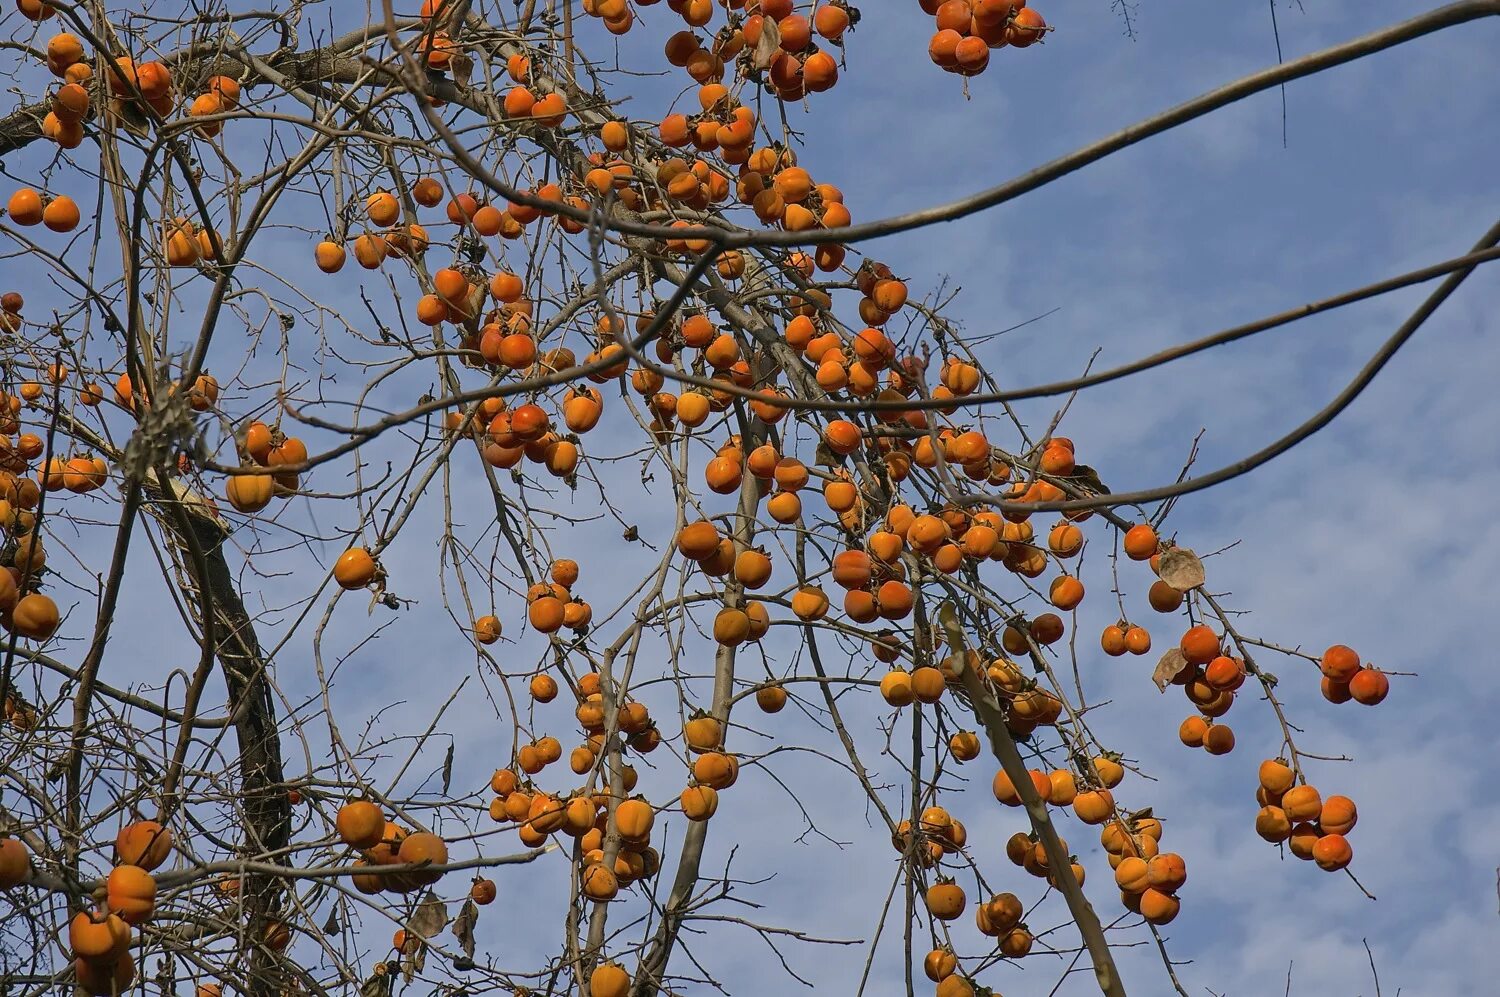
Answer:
[{"left": 0, "top": 1, "right": 1495, "bottom": 996}]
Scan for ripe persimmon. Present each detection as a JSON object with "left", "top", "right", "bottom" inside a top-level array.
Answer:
[
  {"left": 397, "top": 831, "right": 449, "bottom": 885},
  {"left": 1092, "top": 755, "right": 1125, "bottom": 788},
  {"left": 74, "top": 953, "right": 135, "bottom": 996},
  {"left": 1321, "top": 676, "right": 1353, "bottom": 704},
  {"left": 1147, "top": 579, "right": 1183, "bottom": 612},
  {"left": 1349, "top": 666, "right": 1389, "bottom": 705},
  {"left": 814, "top": 3, "right": 850, "bottom": 39},
  {"left": 925, "top": 880, "right": 966, "bottom": 920},
  {"left": 1255, "top": 805, "right": 1292, "bottom": 842},
  {"left": 366, "top": 191, "right": 399, "bottom": 226},
  {"left": 1202, "top": 723, "right": 1235, "bottom": 755},
  {"left": 1008, "top": 7, "right": 1048, "bottom": 47},
  {"left": 1122, "top": 523, "right": 1158, "bottom": 560},
  {"left": 1320, "top": 644, "right": 1361, "bottom": 682},
  {"left": 1311, "top": 833, "right": 1352, "bottom": 871},
  {"left": 1138, "top": 887, "right": 1179, "bottom": 925},
  {"left": 333, "top": 548, "right": 378, "bottom": 589},
  {"left": 924, "top": 946, "right": 957, "bottom": 982},
  {"left": 755, "top": 682, "right": 788, "bottom": 713},
  {"left": 1319, "top": 795, "right": 1358, "bottom": 835},
  {"left": 105, "top": 865, "right": 156, "bottom": 925},
  {"left": 1072, "top": 788, "right": 1114, "bottom": 824},
  {"left": 10, "top": 593, "right": 58, "bottom": 640},
  {"left": 41, "top": 195, "right": 79, "bottom": 232},
  {"left": 590, "top": 964, "right": 630, "bottom": 997},
  {"left": 1179, "top": 625, "right": 1220, "bottom": 664},
  {"left": 0, "top": 838, "right": 31, "bottom": 888},
  {"left": 879, "top": 668, "right": 914, "bottom": 707},
  {"left": 7, "top": 189, "right": 43, "bottom": 226},
  {"left": 336, "top": 801, "right": 385, "bottom": 849},
  {"left": 1258, "top": 759, "right": 1295, "bottom": 795},
  {"left": 1204, "top": 655, "right": 1246, "bottom": 691},
  {"left": 114, "top": 821, "right": 172, "bottom": 871},
  {"left": 69, "top": 909, "right": 131, "bottom": 964},
  {"left": 1280, "top": 784, "right": 1322, "bottom": 822},
  {"left": 680, "top": 784, "right": 718, "bottom": 821}
]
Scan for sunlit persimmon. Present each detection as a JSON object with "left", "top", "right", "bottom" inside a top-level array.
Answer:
[{"left": 333, "top": 548, "right": 378, "bottom": 589}]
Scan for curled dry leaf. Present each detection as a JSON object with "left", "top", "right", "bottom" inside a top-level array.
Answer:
[
  {"left": 452, "top": 898, "right": 477, "bottom": 960},
  {"left": 753, "top": 19, "right": 782, "bottom": 70},
  {"left": 449, "top": 52, "right": 474, "bottom": 88},
  {"left": 407, "top": 889, "right": 449, "bottom": 938},
  {"left": 115, "top": 100, "right": 151, "bottom": 138},
  {"left": 1070, "top": 464, "right": 1111, "bottom": 495},
  {"left": 401, "top": 940, "right": 425, "bottom": 982},
  {"left": 401, "top": 891, "right": 445, "bottom": 979},
  {"left": 1152, "top": 648, "right": 1190, "bottom": 692},
  {"left": 936, "top": 603, "right": 962, "bottom": 651},
  {"left": 360, "top": 967, "right": 392, "bottom": 997},
  {"left": 941, "top": 652, "right": 970, "bottom": 679},
  {"left": 1157, "top": 546, "right": 1205, "bottom": 593}
]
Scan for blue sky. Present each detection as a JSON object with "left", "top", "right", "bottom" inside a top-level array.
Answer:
[{"left": 4, "top": 1, "right": 1497, "bottom": 994}]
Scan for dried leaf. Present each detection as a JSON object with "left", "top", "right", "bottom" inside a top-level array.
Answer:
[
  {"left": 401, "top": 941, "right": 425, "bottom": 982},
  {"left": 753, "top": 20, "right": 781, "bottom": 70},
  {"left": 441, "top": 744, "right": 454, "bottom": 795},
  {"left": 464, "top": 281, "right": 487, "bottom": 326},
  {"left": 1069, "top": 464, "right": 1111, "bottom": 495},
  {"left": 452, "top": 898, "right": 478, "bottom": 960},
  {"left": 449, "top": 52, "right": 473, "bottom": 88},
  {"left": 1158, "top": 546, "right": 1205, "bottom": 592},
  {"left": 407, "top": 890, "right": 448, "bottom": 938},
  {"left": 117, "top": 101, "right": 151, "bottom": 139},
  {"left": 404, "top": 895, "right": 444, "bottom": 980},
  {"left": 1152, "top": 648, "right": 1190, "bottom": 692},
  {"left": 322, "top": 908, "right": 341, "bottom": 936},
  {"left": 359, "top": 967, "right": 391, "bottom": 997}
]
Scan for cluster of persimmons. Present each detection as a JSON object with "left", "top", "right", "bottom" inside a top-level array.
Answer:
[
  {"left": 0, "top": 820, "right": 294, "bottom": 993},
  {"left": 921, "top": 0, "right": 1048, "bottom": 75}
]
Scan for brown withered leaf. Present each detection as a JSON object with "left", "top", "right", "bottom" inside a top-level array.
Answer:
[
  {"left": 401, "top": 941, "right": 425, "bottom": 982},
  {"left": 1070, "top": 464, "right": 1111, "bottom": 495},
  {"left": 753, "top": 19, "right": 781, "bottom": 70},
  {"left": 359, "top": 967, "right": 391, "bottom": 997},
  {"left": 452, "top": 898, "right": 478, "bottom": 960},
  {"left": 1157, "top": 546, "right": 1205, "bottom": 593},
  {"left": 402, "top": 894, "right": 444, "bottom": 979},
  {"left": 449, "top": 52, "right": 474, "bottom": 88},
  {"left": 116, "top": 101, "right": 151, "bottom": 139},
  {"left": 1152, "top": 648, "right": 1190, "bottom": 692},
  {"left": 408, "top": 890, "right": 448, "bottom": 938}
]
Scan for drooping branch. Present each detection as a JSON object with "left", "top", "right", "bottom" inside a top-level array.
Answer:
[{"left": 938, "top": 602, "right": 1126, "bottom": 997}]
